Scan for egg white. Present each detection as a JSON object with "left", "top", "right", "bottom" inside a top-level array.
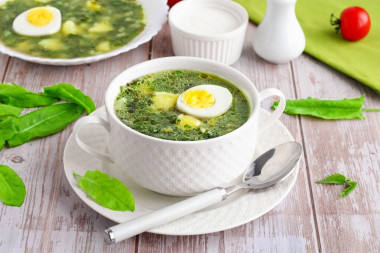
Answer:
[
  {"left": 13, "top": 6, "right": 61, "bottom": 36},
  {"left": 176, "top": 85, "right": 233, "bottom": 118}
]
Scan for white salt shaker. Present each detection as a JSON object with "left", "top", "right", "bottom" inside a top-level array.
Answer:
[{"left": 252, "top": 0, "right": 305, "bottom": 64}]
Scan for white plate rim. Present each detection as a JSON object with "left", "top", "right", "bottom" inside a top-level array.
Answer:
[
  {"left": 0, "top": 0, "right": 168, "bottom": 65},
  {"left": 63, "top": 106, "right": 299, "bottom": 236}
]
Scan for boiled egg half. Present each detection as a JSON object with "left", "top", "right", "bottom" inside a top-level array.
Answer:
[
  {"left": 13, "top": 6, "right": 61, "bottom": 36},
  {"left": 176, "top": 85, "right": 232, "bottom": 118}
]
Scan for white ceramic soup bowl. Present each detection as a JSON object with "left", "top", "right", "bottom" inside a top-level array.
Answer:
[{"left": 74, "top": 57, "right": 285, "bottom": 196}]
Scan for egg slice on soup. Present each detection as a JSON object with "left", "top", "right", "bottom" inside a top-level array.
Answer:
[
  {"left": 176, "top": 85, "right": 232, "bottom": 118},
  {"left": 13, "top": 6, "right": 61, "bottom": 36}
]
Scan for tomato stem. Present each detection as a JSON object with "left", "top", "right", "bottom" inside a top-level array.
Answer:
[{"left": 330, "top": 13, "right": 341, "bottom": 33}]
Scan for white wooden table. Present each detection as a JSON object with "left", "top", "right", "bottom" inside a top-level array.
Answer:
[{"left": 1, "top": 22, "right": 379, "bottom": 253}]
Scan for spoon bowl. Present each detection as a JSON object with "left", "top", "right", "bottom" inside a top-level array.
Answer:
[
  {"left": 225, "top": 141, "right": 302, "bottom": 196},
  {"left": 244, "top": 141, "right": 302, "bottom": 188}
]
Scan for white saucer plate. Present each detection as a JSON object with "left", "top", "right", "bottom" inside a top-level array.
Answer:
[
  {"left": 0, "top": 0, "right": 168, "bottom": 65},
  {"left": 63, "top": 106, "right": 300, "bottom": 235}
]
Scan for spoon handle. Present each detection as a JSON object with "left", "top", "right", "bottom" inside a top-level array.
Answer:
[{"left": 104, "top": 188, "right": 227, "bottom": 244}]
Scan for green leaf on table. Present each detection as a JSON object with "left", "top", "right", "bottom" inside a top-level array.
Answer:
[
  {"left": 0, "top": 104, "right": 23, "bottom": 121},
  {"left": 272, "top": 95, "right": 366, "bottom": 120},
  {"left": 316, "top": 173, "right": 348, "bottom": 185},
  {"left": 0, "top": 165, "right": 26, "bottom": 207},
  {"left": 0, "top": 117, "right": 17, "bottom": 151},
  {"left": 317, "top": 173, "right": 357, "bottom": 200},
  {"left": 338, "top": 181, "right": 357, "bottom": 199},
  {"left": 0, "top": 83, "right": 58, "bottom": 108},
  {"left": 7, "top": 103, "right": 84, "bottom": 147},
  {"left": 73, "top": 170, "right": 135, "bottom": 212},
  {"left": 44, "top": 83, "right": 96, "bottom": 114}
]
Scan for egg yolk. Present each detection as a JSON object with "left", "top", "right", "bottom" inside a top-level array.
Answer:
[
  {"left": 183, "top": 89, "right": 215, "bottom": 109},
  {"left": 27, "top": 8, "right": 54, "bottom": 26}
]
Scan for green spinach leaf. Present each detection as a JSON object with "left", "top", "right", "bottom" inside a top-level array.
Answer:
[
  {"left": 7, "top": 103, "right": 84, "bottom": 147},
  {"left": 316, "top": 173, "right": 348, "bottom": 185},
  {"left": 0, "top": 83, "right": 58, "bottom": 108},
  {"left": 44, "top": 83, "right": 96, "bottom": 114},
  {"left": 0, "top": 104, "right": 23, "bottom": 121},
  {"left": 0, "top": 165, "right": 26, "bottom": 207},
  {"left": 272, "top": 95, "right": 367, "bottom": 119},
  {"left": 73, "top": 170, "right": 135, "bottom": 212}
]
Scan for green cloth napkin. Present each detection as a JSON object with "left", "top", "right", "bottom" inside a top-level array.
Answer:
[{"left": 234, "top": 0, "right": 380, "bottom": 94}]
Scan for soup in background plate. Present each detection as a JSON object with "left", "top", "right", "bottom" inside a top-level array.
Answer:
[
  {"left": 0, "top": 0, "right": 145, "bottom": 58},
  {"left": 114, "top": 70, "right": 250, "bottom": 141}
]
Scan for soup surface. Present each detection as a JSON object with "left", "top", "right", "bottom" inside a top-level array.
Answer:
[
  {"left": 0, "top": 0, "right": 145, "bottom": 58},
  {"left": 114, "top": 70, "right": 250, "bottom": 141}
]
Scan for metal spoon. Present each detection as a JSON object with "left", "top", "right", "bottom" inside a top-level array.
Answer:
[{"left": 104, "top": 141, "right": 302, "bottom": 244}]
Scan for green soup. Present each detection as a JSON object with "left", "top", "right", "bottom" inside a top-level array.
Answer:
[
  {"left": 0, "top": 0, "right": 145, "bottom": 58},
  {"left": 114, "top": 70, "right": 251, "bottom": 141}
]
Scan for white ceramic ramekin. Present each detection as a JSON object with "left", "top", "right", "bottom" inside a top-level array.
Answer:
[
  {"left": 168, "top": 0, "right": 248, "bottom": 65},
  {"left": 73, "top": 57, "right": 285, "bottom": 196}
]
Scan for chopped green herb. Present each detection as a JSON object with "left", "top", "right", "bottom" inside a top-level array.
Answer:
[{"left": 73, "top": 170, "right": 135, "bottom": 212}]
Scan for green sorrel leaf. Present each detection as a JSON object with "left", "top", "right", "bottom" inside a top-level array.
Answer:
[
  {"left": 73, "top": 170, "right": 135, "bottom": 212},
  {"left": 0, "top": 165, "right": 26, "bottom": 207},
  {"left": 0, "top": 83, "right": 58, "bottom": 108},
  {"left": 7, "top": 103, "right": 84, "bottom": 147},
  {"left": 272, "top": 95, "right": 365, "bottom": 120},
  {"left": 44, "top": 83, "right": 96, "bottom": 114},
  {"left": 0, "top": 104, "right": 23, "bottom": 121},
  {"left": 0, "top": 117, "right": 17, "bottom": 150}
]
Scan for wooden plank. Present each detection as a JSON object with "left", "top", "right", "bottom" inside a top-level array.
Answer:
[
  {"left": 292, "top": 54, "right": 380, "bottom": 252},
  {"left": 0, "top": 54, "right": 9, "bottom": 80},
  {"left": 0, "top": 43, "right": 150, "bottom": 252}
]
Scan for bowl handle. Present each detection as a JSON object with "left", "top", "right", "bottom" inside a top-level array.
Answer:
[
  {"left": 73, "top": 115, "right": 113, "bottom": 163},
  {"left": 258, "top": 88, "right": 286, "bottom": 133}
]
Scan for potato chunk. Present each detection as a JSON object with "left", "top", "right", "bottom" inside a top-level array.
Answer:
[
  {"left": 152, "top": 92, "right": 179, "bottom": 110},
  {"left": 177, "top": 114, "right": 201, "bottom": 129},
  {"left": 89, "top": 22, "right": 113, "bottom": 33},
  {"left": 62, "top": 20, "right": 79, "bottom": 35},
  {"left": 96, "top": 41, "right": 110, "bottom": 52},
  {"left": 86, "top": 0, "right": 103, "bottom": 11},
  {"left": 38, "top": 38, "right": 63, "bottom": 51}
]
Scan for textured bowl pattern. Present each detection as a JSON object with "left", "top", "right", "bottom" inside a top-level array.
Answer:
[{"left": 108, "top": 118, "right": 257, "bottom": 196}]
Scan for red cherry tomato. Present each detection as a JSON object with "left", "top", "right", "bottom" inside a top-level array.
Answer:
[
  {"left": 331, "top": 6, "right": 371, "bottom": 41},
  {"left": 167, "top": 0, "right": 182, "bottom": 7}
]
